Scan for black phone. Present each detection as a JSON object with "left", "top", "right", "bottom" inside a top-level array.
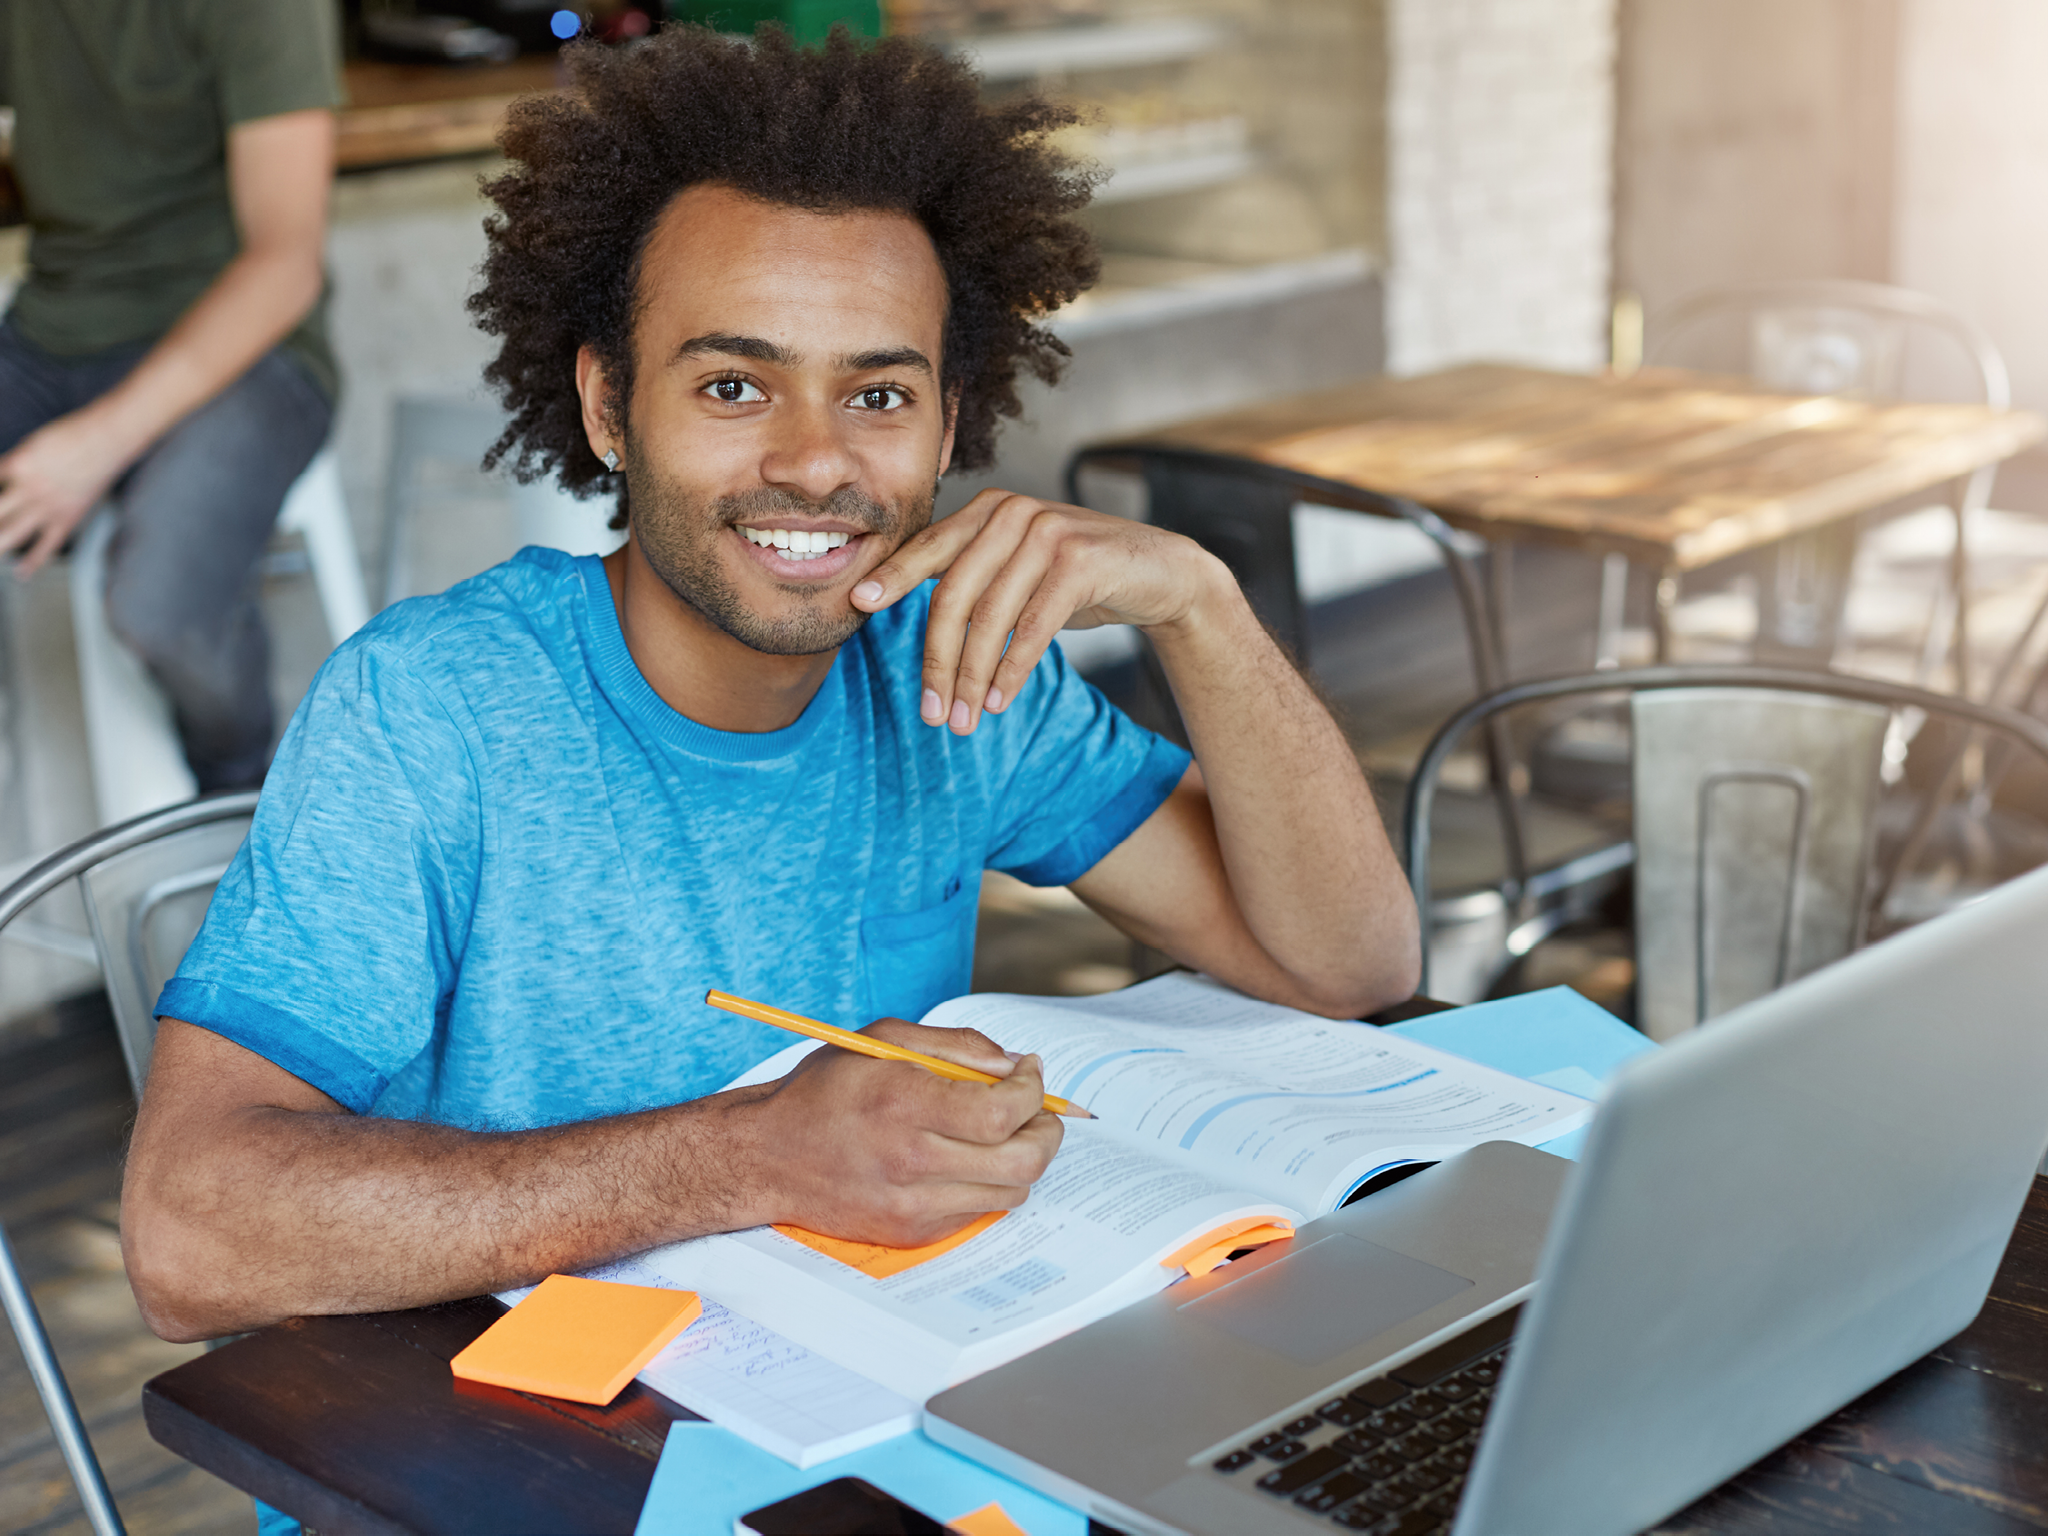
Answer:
[{"left": 737, "top": 1476, "right": 950, "bottom": 1536}]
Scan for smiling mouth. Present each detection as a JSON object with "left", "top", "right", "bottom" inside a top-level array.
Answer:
[{"left": 736, "top": 525, "right": 856, "bottom": 562}]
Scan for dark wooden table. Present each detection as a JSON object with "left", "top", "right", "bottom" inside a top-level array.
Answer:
[{"left": 143, "top": 1177, "right": 2048, "bottom": 1535}]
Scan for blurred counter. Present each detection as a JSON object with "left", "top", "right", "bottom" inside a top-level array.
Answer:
[{"left": 339, "top": 59, "right": 565, "bottom": 171}]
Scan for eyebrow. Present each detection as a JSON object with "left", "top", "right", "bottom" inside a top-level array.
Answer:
[
  {"left": 674, "top": 333, "right": 934, "bottom": 379},
  {"left": 675, "top": 332, "right": 797, "bottom": 368}
]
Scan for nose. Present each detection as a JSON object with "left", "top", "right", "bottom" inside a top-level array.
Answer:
[{"left": 758, "top": 396, "right": 860, "bottom": 506}]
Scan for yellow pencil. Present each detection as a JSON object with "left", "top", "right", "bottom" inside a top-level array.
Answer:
[{"left": 705, "top": 990, "right": 1096, "bottom": 1119}]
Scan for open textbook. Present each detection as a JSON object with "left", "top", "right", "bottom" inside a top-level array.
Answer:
[{"left": 623, "top": 974, "right": 1591, "bottom": 1401}]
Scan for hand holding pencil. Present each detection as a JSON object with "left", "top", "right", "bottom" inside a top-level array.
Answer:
[{"left": 706, "top": 990, "right": 1096, "bottom": 1119}]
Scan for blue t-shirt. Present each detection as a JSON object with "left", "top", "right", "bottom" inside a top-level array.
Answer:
[{"left": 161, "top": 547, "right": 1188, "bottom": 1129}]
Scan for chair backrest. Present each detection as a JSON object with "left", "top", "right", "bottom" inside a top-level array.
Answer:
[
  {"left": 1402, "top": 667, "right": 2048, "bottom": 1033},
  {"left": 1630, "top": 688, "right": 1889, "bottom": 1041},
  {"left": 76, "top": 815, "right": 253, "bottom": 1090},
  {"left": 0, "top": 791, "right": 258, "bottom": 1536},
  {"left": 1646, "top": 278, "right": 2010, "bottom": 409}
]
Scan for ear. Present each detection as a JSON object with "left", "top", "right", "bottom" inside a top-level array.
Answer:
[
  {"left": 574, "top": 344, "right": 617, "bottom": 466},
  {"left": 936, "top": 386, "right": 960, "bottom": 479}
]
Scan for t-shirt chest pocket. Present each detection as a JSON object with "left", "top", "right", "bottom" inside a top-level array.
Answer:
[{"left": 856, "top": 871, "right": 977, "bottom": 1024}]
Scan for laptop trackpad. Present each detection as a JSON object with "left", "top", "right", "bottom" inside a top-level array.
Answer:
[{"left": 1179, "top": 1234, "right": 1473, "bottom": 1366}]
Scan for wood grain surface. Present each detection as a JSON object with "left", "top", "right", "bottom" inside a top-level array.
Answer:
[
  {"left": 143, "top": 1178, "right": 2048, "bottom": 1535},
  {"left": 1101, "top": 364, "right": 2048, "bottom": 569},
  {"left": 337, "top": 60, "right": 565, "bottom": 171}
]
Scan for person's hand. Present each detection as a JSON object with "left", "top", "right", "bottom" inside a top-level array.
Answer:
[
  {"left": 0, "top": 409, "right": 130, "bottom": 578},
  {"left": 730, "top": 1017, "right": 1063, "bottom": 1246},
  {"left": 849, "top": 489, "right": 1232, "bottom": 736}
]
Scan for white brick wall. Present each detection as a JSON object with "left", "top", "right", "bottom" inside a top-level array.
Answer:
[{"left": 1385, "top": 0, "right": 1618, "bottom": 376}]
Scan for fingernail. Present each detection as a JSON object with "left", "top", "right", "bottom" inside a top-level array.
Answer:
[
  {"left": 984, "top": 686, "right": 1004, "bottom": 712},
  {"left": 921, "top": 688, "right": 944, "bottom": 723},
  {"left": 1003, "top": 1050, "right": 1024, "bottom": 1062},
  {"left": 853, "top": 580, "right": 883, "bottom": 603},
  {"left": 949, "top": 698, "right": 971, "bottom": 730}
]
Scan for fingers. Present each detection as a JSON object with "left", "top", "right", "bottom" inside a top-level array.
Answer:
[
  {"left": 948, "top": 535, "right": 1090, "bottom": 735},
  {"left": 850, "top": 488, "right": 1006, "bottom": 614},
  {"left": 856, "top": 1049, "right": 1051, "bottom": 1147},
  {"left": 918, "top": 494, "right": 1052, "bottom": 731},
  {"left": 745, "top": 1043, "right": 1065, "bottom": 1243},
  {"left": 862, "top": 1018, "right": 1015, "bottom": 1076},
  {"left": 16, "top": 518, "right": 68, "bottom": 579}
]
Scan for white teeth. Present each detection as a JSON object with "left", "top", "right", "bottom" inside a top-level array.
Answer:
[{"left": 736, "top": 526, "right": 854, "bottom": 558}]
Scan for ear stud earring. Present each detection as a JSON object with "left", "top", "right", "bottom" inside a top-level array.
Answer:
[{"left": 602, "top": 448, "right": 620, "bottom": 472}]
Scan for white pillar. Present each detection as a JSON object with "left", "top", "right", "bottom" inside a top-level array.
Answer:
[{"left": 1385, "top": 0, "right": 1619, "bottom": 377}]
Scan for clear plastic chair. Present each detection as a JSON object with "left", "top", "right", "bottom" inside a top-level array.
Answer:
[{"left": 0, "top": 792, "right": 259, "bottom": 1536}]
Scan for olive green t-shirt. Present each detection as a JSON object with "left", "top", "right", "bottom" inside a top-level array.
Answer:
[{"left": 0, "top": 0, "right": 344, "bottom": 398}]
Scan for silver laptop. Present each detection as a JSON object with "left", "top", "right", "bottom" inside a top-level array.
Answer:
[{"left": 926, "top": 861, "right": 2048, "bottom": 1536}]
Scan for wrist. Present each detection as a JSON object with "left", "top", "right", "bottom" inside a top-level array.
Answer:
[
  {"left": 689, "top": 1083, "right": 782, "bottom": 1235},
  {"left": 1138, "top": 543, "right": 1243, "bottom": 649},
  {"left": 66, "top": 391, "right": 159, "bottom": 476}
]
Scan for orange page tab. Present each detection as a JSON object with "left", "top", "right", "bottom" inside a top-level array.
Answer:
[
  {"left": 948, "top": 1501, "right": 1031, "bottom": 1536},
  {"left": 773, "top": 1210, "right": 1007, "bottom": 1279},
  {"left": 450, "top": 1274, "right": 701, "bottom": 1406},
  {"left": 1162, "top": 1217, "right": 1295, "bottom": 1279}
]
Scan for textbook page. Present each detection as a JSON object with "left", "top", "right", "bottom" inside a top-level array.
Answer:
[
  {"left": 637, "top": 1122, "right": 1297, "bottom": 1399},
  {"left": 498, "top": 1259, "right": 917, "bottom": 1468},
  {"left": 925, "top": 973, "right": 1591, "bottom": 1213}
]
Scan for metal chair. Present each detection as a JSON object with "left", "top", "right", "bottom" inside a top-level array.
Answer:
[
  {"left": 0, "top": 792, "right": 259, "bottom": 1536},
  {"left": 1404, "top": 668, "right": 2048, "bottom": 1041},
  {"left": 1644, "top": 279, "right": 2010, "bottom": 683}
]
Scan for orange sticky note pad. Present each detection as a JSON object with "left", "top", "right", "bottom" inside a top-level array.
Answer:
[{"left": 449, "top": 1274, "right": 701, "bottom": 1406}]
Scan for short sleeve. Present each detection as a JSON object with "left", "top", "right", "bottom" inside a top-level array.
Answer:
[
  {"left": 981, "top": 639, "right": 1191, "bottom": 888},
  {"left": 188, "top": 0, "right": 344, "bottom": 127},
  {"left": 158, "top": 639, "right": 481, "bottom": 1113}
]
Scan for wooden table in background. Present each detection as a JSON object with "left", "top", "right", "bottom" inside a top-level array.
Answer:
[
  {"left": 1074, "top": 363, "right": 2047, "bottom": 685},
  {"left": 141, "top": 1177, "right": 2048, "bottom": 1535}
]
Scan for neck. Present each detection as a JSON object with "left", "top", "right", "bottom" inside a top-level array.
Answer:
[{"left": 604, "top": 537, "right": 839, "bottom": 733}]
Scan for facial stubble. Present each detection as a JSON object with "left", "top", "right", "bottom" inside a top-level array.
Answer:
[{"left": 623, "top": 438, "right": 934, "bottom": 656}]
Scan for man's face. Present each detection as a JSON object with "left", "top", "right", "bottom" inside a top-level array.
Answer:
[{"left": 599, "top": 183, "right": 955, "bottom": 656}]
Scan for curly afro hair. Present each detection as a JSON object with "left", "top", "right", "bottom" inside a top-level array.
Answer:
[{"left": 468, "top": 25, "right": 1101, "bottom": 521}]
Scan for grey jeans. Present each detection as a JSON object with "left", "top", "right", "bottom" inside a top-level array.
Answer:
[{"left": 0, "top": 321, "right": 333, "bottom": 791}]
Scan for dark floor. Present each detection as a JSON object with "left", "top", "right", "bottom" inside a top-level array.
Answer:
[{"left": 0, "top": 993, "right": 254, "bottom": 1536}]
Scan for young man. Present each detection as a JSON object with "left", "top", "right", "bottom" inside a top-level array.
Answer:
[
  {"left": 0, "top": 0, "right": 340, "bottom": 791},
  {"left": 123, "top": 28, "right": 1417, "bottom": 1345}
]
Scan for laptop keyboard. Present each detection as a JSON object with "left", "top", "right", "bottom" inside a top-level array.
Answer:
[{"left": 1205, "top": 1306, "right": 1520, "bottom": 1536}]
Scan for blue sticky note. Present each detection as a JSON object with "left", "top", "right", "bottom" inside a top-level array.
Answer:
[
  {"left": 1386, "top": 986, "right": 1658, "bottom": 1161},
  {"left": 635, "top": 1420, "right": 1087, "bottom": 1536}
]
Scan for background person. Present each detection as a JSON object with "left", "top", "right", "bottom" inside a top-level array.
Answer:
[{"left": 0, "top": 0, "right": 341, "bottom": 792}]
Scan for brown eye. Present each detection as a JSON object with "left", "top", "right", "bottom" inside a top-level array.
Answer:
[{"left": 860, "top": 387, "right": 903, "bottom": 410}]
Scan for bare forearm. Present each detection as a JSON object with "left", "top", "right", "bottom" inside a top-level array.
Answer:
[
  {"left": 84, "top": 248, "right": 324, "bottom": 473},
  {"left": 124, "top": 1016, "right": 1058, "bottom": 1343},
  {"left": 1148, "top": 562, "right": 1418, "bottom": 1011},
  {"left": 124, "top": 1083, "right": 765, "bottom": 1342}
]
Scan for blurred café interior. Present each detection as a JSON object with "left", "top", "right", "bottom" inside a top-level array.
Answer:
[{"left": 7, "top": 1, "right": 2048, "bottom": 1531}]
